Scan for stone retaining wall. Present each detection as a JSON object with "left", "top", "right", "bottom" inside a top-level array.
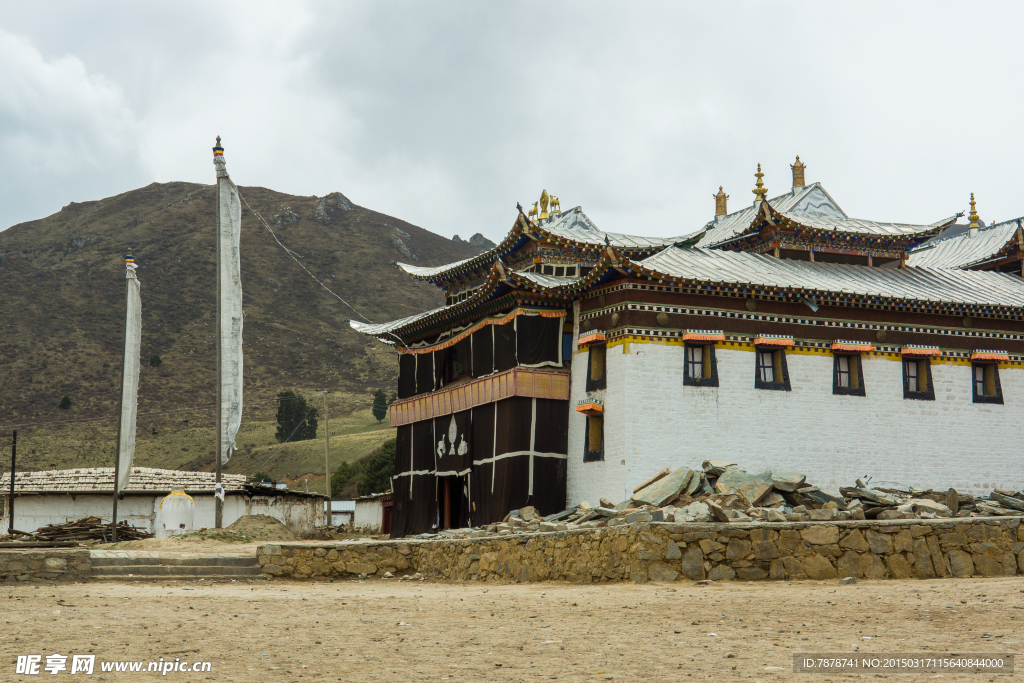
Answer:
[
  {"left": 258, "top": 517, "right": 1024, "bottom": 583},
  {"left": 0, "top": 548, "right": 91, "bottom": 583}
]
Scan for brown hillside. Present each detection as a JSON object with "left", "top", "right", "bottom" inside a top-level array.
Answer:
[{"left": 0, "top": 182, "right": 480, "bottom": 477}]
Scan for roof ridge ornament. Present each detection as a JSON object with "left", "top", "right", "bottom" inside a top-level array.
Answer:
[
  {"left": 752, "top": 163, "right": 767, "bottom": 204},
  {"left": 714, "top": 186, "right": 729, "bottom": 217},
  {"left": 968, "top": 192, "right": 980, "bottom": 237},
  {"left": 790, "top": 155, "right": 806, "bottom": 188}
]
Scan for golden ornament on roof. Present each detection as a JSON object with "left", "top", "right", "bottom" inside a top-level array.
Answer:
[
  {"left": 540, "top": 190, "right": 550, "bottom": 219},
  {"left": 752, "top": 163, "right": 768, "bottom": 202},
  {"left": 968, "top": 192, "right": 980, "bottom": 228}
]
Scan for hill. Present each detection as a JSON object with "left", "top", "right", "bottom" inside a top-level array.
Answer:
[{"left": 0, "top": 181, "right": 483, "bottom": 489}]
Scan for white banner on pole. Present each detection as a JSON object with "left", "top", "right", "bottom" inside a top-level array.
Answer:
[
  {"left": 116, "top": 263, "right": 141, "bottom": 493},
  {"left": 216, "top": 151, "right": 243, "bottom": 464}
]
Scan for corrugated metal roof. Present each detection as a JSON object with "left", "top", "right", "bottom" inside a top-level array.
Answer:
[
  {"left": 349, "top": 303, "right": 450, "bottom": 337},
  {"left": 394, "top": 208, "right": 689, "bottom": 280},
  {"left": 515, "top": 271, "right": 582, "bottom": 288},
  {"left": 777, "top": 212, "right": 956, "bottom": 237},
  {"left": 398, "top": 256, "right": 475, "bottom": 277},
  {"left": 639, "top": 247, "right": 1024, "bottom": 308},
  {"left": 698, "top": 183, "right": 952, "bottom": 247},
  {"left": 328, "top": 500, "right": 356, "bottom": 512},
  {"left": 698, "top": 184, "right": 840, "bottom": 247},
  {"left": 907, "top": 218, "right": 1023, "bottom": 269},
  {"left": 0, "top": 467, "right": 248, "bottom": 494},
  {"left": 542, "top": 207, "right": 692, "bottom": 249}
]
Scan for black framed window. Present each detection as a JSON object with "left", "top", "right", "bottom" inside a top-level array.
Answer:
[
  {"left": 684, "top": 343, "right": 718, "bottom": 387},
  {"left": 586, "top": 344, "right": 607, "bottom": 391},
  {"left": 833, "top": 354, "right": 866, "bottom": 397},
  {"left": 755, "top": 348, "right": 790, "bottom": 391},
  {"left": 972, "top": 363, "right": 1003, "bottom": 404},
  {"left": 584, "top": 415, "right": 604, "bottom": 462},
  {"left": 902, "top": 358, "right": 935, "bottom": 400}
]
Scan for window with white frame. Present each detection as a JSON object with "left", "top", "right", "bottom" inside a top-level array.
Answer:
[
  {"left": 754, "top": 348, "right": 790, "bottom": 391},
  {"left": 684, "top": 343, "right": 718, "bottom": 387}
]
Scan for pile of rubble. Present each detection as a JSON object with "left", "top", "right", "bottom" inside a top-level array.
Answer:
[{"left": 413, "top": 461, "right": 1024, "bottom": 539}]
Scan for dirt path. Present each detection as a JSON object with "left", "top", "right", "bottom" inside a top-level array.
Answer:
[{"left": 2, "top": 577, "right": 1021, "bottom": 681}]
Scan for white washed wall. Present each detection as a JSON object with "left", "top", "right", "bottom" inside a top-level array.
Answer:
[
  {"left": 353, "top": 499, "right": 383, "bottom": 532},
  {"left": 567, "top": 342, "right": 1024, "bottom": 505},
  {"left": 4, "top": 493, "right": 322, "bottom": 536}
]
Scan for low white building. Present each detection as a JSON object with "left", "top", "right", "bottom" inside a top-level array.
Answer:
[
  {"left": 326, "top": 500, "right": 355, "bottom": 527},
  {"left": 353, "top": 491, "right": 393, "bottom": 534},
  {"left": 1, "top": 467, "right": 326, "bottom": 536}
]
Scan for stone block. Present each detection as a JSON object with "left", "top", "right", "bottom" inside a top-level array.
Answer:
[
  {"left": 837, "top": 551, "right": 861, "bottom": 578},
  {"left": 625, "top": 511, "right": 653, "bottom": 524},
  {"left": 1000, "top": 552, "right": 1017, "bottom": 576},
  {"left": 972, "top": 554, "right": 1004, "bottom": 577},
  {"left": 926, "top": 536, "right": 947, "bottom": 578},
  {"left": 726, "top": 539, "right": 752, "bottom": 561},
  {"left": 782, "top": 556, "right": 805, "bottom": 579},
  {"left": 708, "top": 564, "right": 736, "bottom": 581},
  {"left": 715, "top": 469, "right": 774, "bottom": 506},
  {"left": 735, "top": 566, "right": 768, "bottom": 580},
  {"left": 885, "top": 553, "right": 913, "bottom": 579},
  {"left": 665, "top": 540, "right": 682, "bottom": 561},
  {"left": 43, "top": 558, "right": 67, "bottom": 571},
  {"left": 347, "top": 562, "right": 378, "bottom": 575},
  {"left": 262, "top": 564, "right": 283, "bottom": 575},
  {"left": 698, "top": 539, "right": 725, "bottom": 554},
  {"left": 861, "top": 553, "right": 888, "bottom": 579},
  {"left": 263, "top": 545, "right": 282, "bottom": 555},
  {"left": 648, "top": 562, "right": 679, "bottom": 582},
  {"left": 802, "top": 555, "right": 837, "bottom": 580},
  {"left": 893, "top": 530, "right": 914, "bottom": 553},
  {"left": 753, "top": 540, "right": 781, "bottom": 561},
  {"left": 808, "top": 509, "right": 836, "bottom": 521},
  {"left": 633, "top": 468, "right": 694, "bottom": 507},
  {"left": 769, "top": 469, "right": 806, "bottom": 492},
  {"left": 766, "top": 509, "right": 787, "bottom": 522},
  {"left": 801, "top": 526, "right": 839, "bottom": 545},
  {"left": 681, "top": 546, "right": 705, "bottom": 581},
  {"left": 840, "top": 530, "right": 869, "bottom": 552},
  {"left": 631, "top": 571, "right": 648, "bottom": 584}
]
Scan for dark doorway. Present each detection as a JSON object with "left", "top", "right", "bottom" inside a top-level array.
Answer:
[{"left": 438, "top": 475, "right": 468, "bottom": 529}]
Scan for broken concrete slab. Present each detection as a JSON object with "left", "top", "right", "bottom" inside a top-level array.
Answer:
[
  {"left": 946, "top": 488, "right": 959, "bottom": 516},
  {"left": 684, "top": 472, "right": 703, "bottom": 497},
  {"left": 769, "top": 469, "right": 807, "bottom": 492},
  {"left": 702, "top": 460, "right": 738, "bottom": 477},
  {"left": 633, "top": 468, "right": 671, "bottom": 494},
  {"left": 542, "top": 507, "right": 578, "bottom": 523},
  {"left": 715, "top": 469, "right": 774, "bottom": 506},
  {"left": 706, "top": 500, "right": 731, "bottom": 523},
  {"left": 797, "top": 487, "right": 847, "bottom": 508},
  {"left": 854, "top": 488, "right": 900, "bottom": 506},
  {"left": 632, "top": 468, "right": 695, "bottom": 507},
  {"left": 990, "top": 492, "right": 1024, "bottom": 512},
  {"left": 909, "top": 498, "right": 952, "bottom": 517}
]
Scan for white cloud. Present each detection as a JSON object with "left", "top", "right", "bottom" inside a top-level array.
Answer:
[
  {"left": 1, "top": 1, "right": 1022, "bottom": 237},
  {"left": 0, "top": 28, "right": 143, "bottom": 226}
]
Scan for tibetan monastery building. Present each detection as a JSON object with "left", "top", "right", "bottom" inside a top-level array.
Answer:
[{"left": 353, "top": 163, "right": 1024, "bottom": 537}]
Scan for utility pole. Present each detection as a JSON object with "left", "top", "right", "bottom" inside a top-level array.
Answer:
[
  {"left": 323, "top": 391, "right": 331, "bottom": 527},
  {"left": 7, "top": 431, "right": 16, "bottom": 535},
  {"left": 215, "top": 145, "right": 223, "bottom": 530}
]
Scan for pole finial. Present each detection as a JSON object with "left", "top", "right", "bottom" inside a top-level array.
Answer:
[
  {"left": 752, "top": 163, "right": 767, "bottom": 202},
  {"left": 968, "top": 192, "right": 980, "bottom": 228},
  {"left": 790, "top": 155, "right": 806, "bottom": 188},
  {"left": 213, "top": 136, "right": 224, "bottom": 158},
  {"left": 714, "top": 186, "right": 729, "bottom": 216}
]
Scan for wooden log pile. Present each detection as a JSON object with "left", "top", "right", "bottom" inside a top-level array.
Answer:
[{"left": 30, "top": 517, "right": 154, "bottom": 543}]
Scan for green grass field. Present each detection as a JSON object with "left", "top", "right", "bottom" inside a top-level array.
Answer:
[{"left": 6, "top": 391, "right": 394, "bottom": 497}]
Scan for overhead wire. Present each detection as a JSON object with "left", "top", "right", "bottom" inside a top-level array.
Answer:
[{"left": 234, "top": 187, "right": 375, "bottom": 323}]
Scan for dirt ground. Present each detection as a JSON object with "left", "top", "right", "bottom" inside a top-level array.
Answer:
[{"left": 2, "top": 576, "right": 1021, "bottom": 682}]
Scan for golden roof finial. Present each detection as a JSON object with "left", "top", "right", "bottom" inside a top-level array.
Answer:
[
  {"left": 714, "top": 186, "right": 729, "bottom": 216},
  {"left": 968, "top": 192, "right": 980, "bottom": 228},
  {"left": 790, "top": 155, "right": 806, "bottom": 188},
  {"left": 752, "top": 163, "right": 767, "bottom": 203},
  {"left": 539, "top": 190, "right": 550, "bottom": 220}
]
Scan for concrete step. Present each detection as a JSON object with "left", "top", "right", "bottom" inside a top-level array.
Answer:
[
  {"left": 89, "top": 552, "right": 263, "bottom": 581},
  {"left": 92, "top": 564, "right": 263, "bottom": 577},
  {"left": 91, "top": 556, "right": 255, "bottom": 567}
]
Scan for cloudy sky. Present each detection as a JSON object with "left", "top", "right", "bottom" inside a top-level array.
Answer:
[{"left": 1, "top": 2, "right": 1021, "bottom": 240}]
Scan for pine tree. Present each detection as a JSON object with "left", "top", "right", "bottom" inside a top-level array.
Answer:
[
  {"left": 358, "top": 439, "right": 395, "bottom": 496},
  {"left": 275, "top": 391, "right": 319, "bottom": 443},
  {"left": 371, "top": 388, "right": 389, "bottom": 423}
]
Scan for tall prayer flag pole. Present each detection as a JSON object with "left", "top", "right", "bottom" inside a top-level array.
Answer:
[
  {"left": 213, "top": 137, "right": 244, "bottom": 527},
  {"left": 112, "top": 249, "right": 141, "bottom": 541}
]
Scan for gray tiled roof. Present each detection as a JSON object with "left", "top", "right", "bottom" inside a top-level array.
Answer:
[
  {"left": 697, "top": 183, "right": 953, "bottom": 247},
  {"left": 640, "top": 247, "right": 1024, "bottom": 308},
  {"left": 0, "top": 467, "right": 248, "bottom": 494},
  {"left": 907, "top": 218, "right": 1023, "bottom": 269},
  {"left": 397, "top": 208, "right": 691, "bottom": 279}
]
